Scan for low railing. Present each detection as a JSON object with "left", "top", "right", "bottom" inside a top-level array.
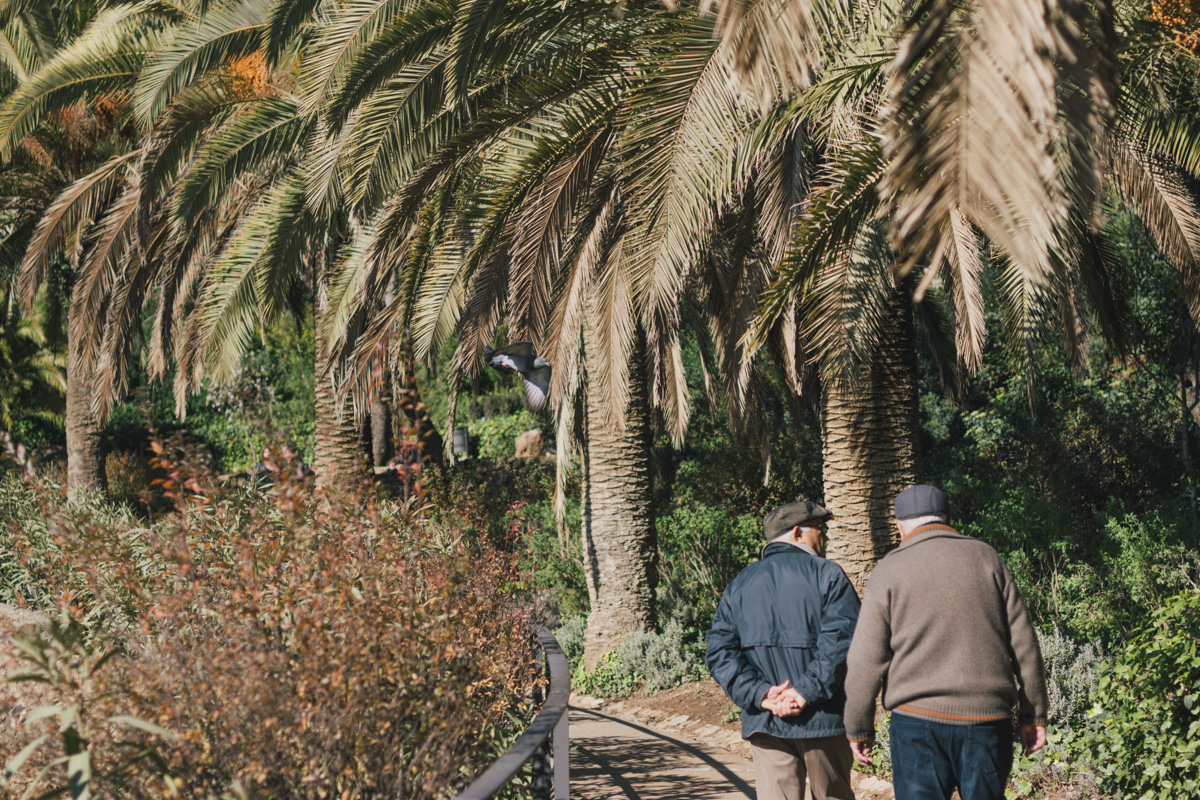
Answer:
[{"left": 455, "top": 627, "right": 570, "bottom": 800}]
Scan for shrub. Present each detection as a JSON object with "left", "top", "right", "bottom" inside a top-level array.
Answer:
[
  {"left": 1082, "top": 588, "right": 1200, "bottom": 800},
  {"left": 572, "top": 620, "right": 705, "bottom": 696},
  {"left": 554, "top": 615, "right": 587, "bottom": 671},
  {"left": 1037, "top": 627, "right": 1105, "bottom": 726},
  {"left": 0, "top": 436, "right": 539, "bottom": 800},
  {"left": 657, "top": 503, "right": 760, "bottom": 629},
  {"left": 467, "top": 411, "right": 544, "bottom": 458}
]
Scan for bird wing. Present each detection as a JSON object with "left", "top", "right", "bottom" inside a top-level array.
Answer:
[
  {"left": 493, "top": 341, "right": 536, "bottom": 360},
  {"left": 522, "top": 366, "right": 551, "bottom": 412},
  {"left": 489, "top": 353, "right": 520, "bottom": 373}
]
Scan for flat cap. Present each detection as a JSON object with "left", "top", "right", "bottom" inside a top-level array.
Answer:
[
  {"left": 764, "top": 500, "right": 832, "bottom": 541},
  {"left": 894, "top": 484, "right": 949, "bottom": 521}
]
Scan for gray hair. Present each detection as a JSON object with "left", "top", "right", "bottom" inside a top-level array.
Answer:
[{"left": 897, "top": 514, "right": 946, "bottom": 535}]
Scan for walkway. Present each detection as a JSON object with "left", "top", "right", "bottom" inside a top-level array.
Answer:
[
  {"left": 568, "top": 700, "right": 895, "bottom": 800},
  {"left": 570, "top": 705, "right": 756, "bottom": 800}
]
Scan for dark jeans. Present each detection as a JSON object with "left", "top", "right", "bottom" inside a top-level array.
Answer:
[{"left": 889, "top": 713, "right": 1013, "bottom": 800}]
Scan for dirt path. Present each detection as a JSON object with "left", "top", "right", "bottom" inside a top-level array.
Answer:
[{"left": 570, "top": 691, "right": 894, "bottom": 800}]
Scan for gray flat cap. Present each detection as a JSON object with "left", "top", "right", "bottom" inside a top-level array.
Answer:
[
  {"left": 894, "top": 485, "right": 949, "bottom": 521},
  {"left": 764, "top": 500, "right": 832, "bottom": 541}
]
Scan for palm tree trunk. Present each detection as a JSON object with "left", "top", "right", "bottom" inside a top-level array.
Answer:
[
  {"left": 313, "top": 292, "right": 365, "bottom": 491},
  {"left": 65, "top": 333, "right": 106, "bottom": 504},
  {"left": 581, "top": 325, "right": 657, "bottom": 670},
  {"left": 822, "top": 287, "right": 920, "bottom": 591}
]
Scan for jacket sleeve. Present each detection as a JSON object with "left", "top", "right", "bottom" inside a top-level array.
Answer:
[
  {"left": 842, "top": 576, "right": 891, "bottom": 741},
  {"left": 793, "top": 567, "right": 860, "bottom": 706},
  {"left": 1002, "top": 563, "right": 1049, "bottom": 725},
  {"left": 706, "top": 588, "right": 772, "bottom": 711}
]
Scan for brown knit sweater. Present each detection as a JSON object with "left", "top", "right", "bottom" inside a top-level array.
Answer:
[{"left": 842, "top": 524, "right": 1049, "bottom": 740}]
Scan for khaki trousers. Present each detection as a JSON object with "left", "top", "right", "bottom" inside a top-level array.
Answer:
[{"left": 749, "top": 733, "right": 855, "bottom": 800}]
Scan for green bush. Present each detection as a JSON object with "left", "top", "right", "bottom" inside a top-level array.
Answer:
[
  {"left": 1082, "top": 589, "right": 1200, "bottom": 799},
  {"left": 554, "top": 615, "right": 587, "bottom": 670},
  {"left": 572, "top": 620, "right": 705, "bottom": 697},
  {"left": 467, "top": 410, "right": 544, "bottom": 458},
  {"left": 657, "top": 502, "right": 760, "bottom": 629}
]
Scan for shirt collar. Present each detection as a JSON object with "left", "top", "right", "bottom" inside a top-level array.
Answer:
[
  {"left": 760, "top": 540, "right": 821, "bottom": 559},
  {"left": 899, "top": 522, "right": 960, "bottom": 546}
]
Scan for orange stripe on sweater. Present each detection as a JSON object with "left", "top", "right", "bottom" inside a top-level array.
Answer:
[{"left": 896, "top": 705, "right": 1013, "bottom": 722}]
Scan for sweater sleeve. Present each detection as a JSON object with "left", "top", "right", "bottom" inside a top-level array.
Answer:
[
  {"left": 1002, "top": 564, "right": 1049, "bottom": 725},
  {"left": 706, "top": 589, "right": 772, "bottom": 712},
  {"left": 794, "top": 567, "right": 861, "bottom": 706},
  {"left": 842, "top": 575, "right": 891, "bottom": 741}
]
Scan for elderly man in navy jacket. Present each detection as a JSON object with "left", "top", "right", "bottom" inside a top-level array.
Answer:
[{"left": 706, "top": 500, "right": 861, "bottom": 800}]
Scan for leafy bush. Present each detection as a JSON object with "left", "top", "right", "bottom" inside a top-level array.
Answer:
[
  {"left": 467, "top": 410, "right": 544, "bottom": 458},
  {"left": 572, "top": 620, "right": 705, "bottom": 696},
  {"left": 554, "top": 615, "right": 587, "bottom": 670},
  {"left": 657, "top": 502, "right": 760, "bottom": 629},
  {"left": 1037, "top": 627, "right": 1105, "bottom": 726},
  {"left": 0, "top": 437, "right": 539, "bottom": 800},
  {"left": 1082, "top": 588, "right": 1200, "bottom": 800}
]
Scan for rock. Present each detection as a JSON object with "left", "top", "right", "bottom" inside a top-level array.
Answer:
[{"left": 514, "top": 429, "right": 543, "bottom": 457}]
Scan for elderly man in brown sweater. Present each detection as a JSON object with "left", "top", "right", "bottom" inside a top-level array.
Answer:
[{"left": 842, "top": 485, "right": 1049, "bottom": 800}]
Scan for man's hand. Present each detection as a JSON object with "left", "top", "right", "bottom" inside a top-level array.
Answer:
[
  {"left": 1020, "top": 722, "right": 1047, "bottom": 756},
  {"left": 849, "top": 737, "right": 875, "bottom": 765},
  {"left": 761, "top": 681, "right": 807, "bottom": 717}
]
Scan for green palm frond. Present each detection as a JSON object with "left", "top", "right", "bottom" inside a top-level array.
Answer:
[
  {"left": 585, "top": 226, "right": 635, "bottom": 428},
  {"left": 172, "top": 96, "right": 312, "bottom": 225},
  {"left": 142, "top": 82, "right": 254, "bottom": 202},
  {"left": 17, "top": 148, "right": 140, "bottom": 309},
  {"left": 193, "top": 169, "right": 308, "bottom": 384},
  {"left": 133, "top": 0, "right": 269, "bottom": 125},
  {"left": 0, "top": 2, "right": 171, "bottom": 158},
  {"left": 299, "top": 0, "right": 416, "bottom": 118},
  {"left": 335, "top": 51, "right": 451, "bottom": 208},
  {"left": 1109, "top": 139, "right": 1200, "bottom": 325},
  {"left": 264, "top": 0, "right": 325, "bottom": 65},
  {"left": 750, "top": 138, "right": 883, "bottom": 352},
  {"left": 505, "top": 110, "right": 616, "bottom": 344},
  {"left": 69, "top": 173, "right": 144, "bottom": 377},
  {"left": 622, "top": 14, "right": 750, "bottom": 325},
  {"left": 543, "top": 180, "right": 618, "bottom": 405},
  {"left": 0, "top": 9, "right": 45, "bottom": 84},
  {"left": 801, "top": 223, "right": 894, "bottom": 385}
]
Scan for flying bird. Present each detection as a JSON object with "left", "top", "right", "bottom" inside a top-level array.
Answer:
[{"left": 484, "top": 342, "right": 551, "bottom": 412}]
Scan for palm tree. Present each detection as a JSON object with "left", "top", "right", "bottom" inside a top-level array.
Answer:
[
  {"left": 0, "top": 0, "right": 374, "bottom": 491},
  {"left": 747, "top": 0, "right": 1200, "bottom": 588},
  {"left": 301, "top": 0, "right": 837, "bottom": 665}
]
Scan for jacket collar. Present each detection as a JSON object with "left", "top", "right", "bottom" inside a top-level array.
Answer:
[
  {"left": 760, "top": 540, "right": 819, "bottom": 559},
  {"left": 898, "top": 522, "right": 963, "bottom": 548}
]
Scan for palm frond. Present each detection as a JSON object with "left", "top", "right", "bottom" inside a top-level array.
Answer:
[
  {"left": 17, "top": 148, "right": 140, "bottom": 310},
  {"left": 264, "top": 0, "right": 324, "bottom": 65},
  {"left": 298, "top": 0, "right": 415, "bottom": 117},
  {"left": 172, "top": 96, "right": 312, "bottom": 225},
  {"left": 934, "top": 208, "right": 985, "bottom": 371},
  {"left": 70, "top": 174, "right": 144, "bottom": 378},
  {"left": 1109, "top": 138, "right": 1200, "bottom": 324},
  {"left": 193, "top": 169, "right": 309, "bottom": 384},
  {"left": 750, "top": 138, "right": 883, "bottom": 352},
  {"left": 133, "top": 0, "right": 268, "bottom": 125},
  {"left": 0, "top": 3, "right": 169, "bottom": 158},
  {"left": 878, "top": 0, "right": 1116, "bottom": 288}
]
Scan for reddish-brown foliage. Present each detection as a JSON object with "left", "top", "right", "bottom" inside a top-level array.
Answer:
[
  {"left": 0, "top": 436, "right": 540, "bottom": 799},
  {"left": 1152, "top": 0, "right": 1200, "bottom": 53}
]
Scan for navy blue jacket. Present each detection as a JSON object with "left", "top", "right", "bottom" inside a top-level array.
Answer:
[{"left": 706, "top": 541, "right": 861, "bottom": 740}]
